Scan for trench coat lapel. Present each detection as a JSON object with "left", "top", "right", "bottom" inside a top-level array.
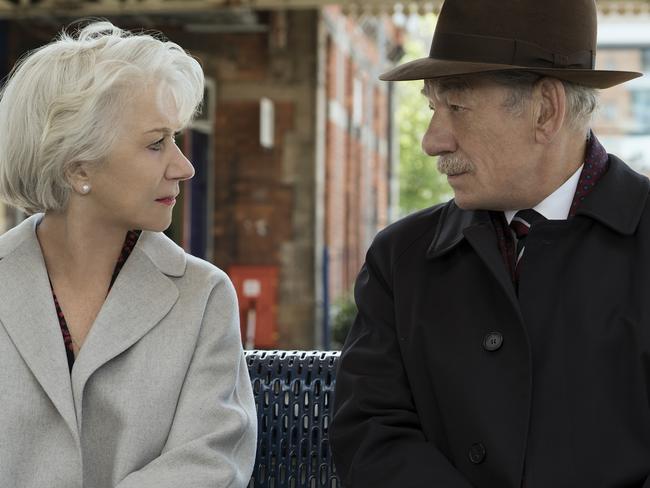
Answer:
[
  {"left": 71, "top": 231, "right": 185, "bottom": 421},
  {"left": 0, "top": 215, "right": 79, "bottom": 441},
  {"left": 427, "top": 202, "right": 519, "bottom": 312},
  {"left": 463, "top": 222, "right": 520, "bottom": 312}
]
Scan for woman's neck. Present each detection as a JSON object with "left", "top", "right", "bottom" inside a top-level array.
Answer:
[{"left": 36, "top": 209, "right": 130, "bottom": 287}]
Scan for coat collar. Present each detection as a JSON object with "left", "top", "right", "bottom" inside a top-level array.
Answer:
[
  {"left": 136, "top": 228, "right": 187, "bottom": 277},
  {"left": 575, "top": 155, "right": 650, "bottom": 234},
  {"left": 0, "top": 214, "right": 187, "bottom": 434},
  {"left": 0, "top": 214, "right": 188, "bottom": 274},
  {"left": 426, "top": 154, "right": 650, "bottom": 259},
  {"left": 426, "top": 202, "right": 490, "bottom": 259}
]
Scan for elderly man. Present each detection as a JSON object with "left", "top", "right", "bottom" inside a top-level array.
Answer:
[{"left": 330, "top": 0, "right": 650, "bottom": 487}]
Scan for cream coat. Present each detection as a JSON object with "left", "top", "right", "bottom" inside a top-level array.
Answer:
[{"left": 0, "top": 214, "right": 256, "bottom": 487}]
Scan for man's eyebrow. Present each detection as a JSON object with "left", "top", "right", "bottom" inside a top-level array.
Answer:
[
  {"left": 421, "top": 79, "right": 472, "bottom": 100},
  {"left": 437, "top": 81, "right": 471, "bottom": 96}
]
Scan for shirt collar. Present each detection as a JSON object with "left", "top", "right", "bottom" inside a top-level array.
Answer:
[
  {"left": 504, "top": 163, "right": 583, "bottom": 224},
  {"left": 427, "top": 156, "right": 650, "bottom": 260}
]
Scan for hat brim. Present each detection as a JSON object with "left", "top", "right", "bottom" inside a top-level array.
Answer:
[{"left": 379, "top": 56, "right": 642, "bottom": 89}]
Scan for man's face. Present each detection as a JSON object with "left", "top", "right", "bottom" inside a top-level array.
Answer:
[{"left": 422, "top": 76, "right": 542, "bottom": 210}]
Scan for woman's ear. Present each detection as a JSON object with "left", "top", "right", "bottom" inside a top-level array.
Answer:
[
  {"left": 532, "top": 77, "right": 567, "bottom": 144},
  {"left": 65, "top": 161, "right": 92, "bottom": 195}
]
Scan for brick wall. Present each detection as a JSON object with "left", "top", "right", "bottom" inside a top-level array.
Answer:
[
  {"left": 323, "top": 6, "right": 397, "bottom": 302},
  {"left": 213, "top": 100, "right": 294, "bottom": 267}
]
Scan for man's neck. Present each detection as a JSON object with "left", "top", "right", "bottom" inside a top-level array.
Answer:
[{"left": 520, "top": 128, "right": 589, "bottom": 210}]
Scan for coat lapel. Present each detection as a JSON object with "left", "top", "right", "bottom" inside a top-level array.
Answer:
[
  {"left": 0, "top": 218, "right": 187, "bottom": 433},
  {"left": 71, "top": 231, "right": 185, "bottom": 421},
  {"left": 0, "top": 215, "right": 79, "bottom": 441},
  {"left": 427, "top": 202, "right": 519, "bottom": 312},
  {"left": 463, "top": 222, "right": 520, "bottom": 313}
]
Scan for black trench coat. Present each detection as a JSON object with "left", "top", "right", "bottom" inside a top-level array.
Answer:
[{"left": 331, "top": 155, "right": 650, "bottom": 488}]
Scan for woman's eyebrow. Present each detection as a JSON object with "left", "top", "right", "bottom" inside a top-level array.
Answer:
[{"left": 144, "top": 127, "right": 175, "bottom": 135}]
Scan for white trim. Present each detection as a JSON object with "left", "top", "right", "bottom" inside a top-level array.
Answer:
[
  {"left": 327, "top": 99, "right": 348, "bottom": 129},
  {"left": 190, "top": 78, "right": 216, "bottom": 134},
  {"left": 598, "top": 19, "right": 650, "bottom": 46}
]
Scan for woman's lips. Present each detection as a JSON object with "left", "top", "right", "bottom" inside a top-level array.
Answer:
[{"left": 156, "top": 197, "right": 176, "bottom": 206}]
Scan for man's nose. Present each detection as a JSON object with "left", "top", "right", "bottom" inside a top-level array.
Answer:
[{"left": 421, "top": 113, "right": 456, "bottom": 157}]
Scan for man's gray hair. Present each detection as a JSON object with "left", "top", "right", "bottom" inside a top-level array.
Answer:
[
  {"left": 424, "top": 71, "right": 599, "bottom": 131},
  {"left": 485, "top": 71, "right": 599, "bottom": 131}
]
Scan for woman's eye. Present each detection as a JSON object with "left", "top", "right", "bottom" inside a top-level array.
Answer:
[
  {"left": 149, "top": 137, "right": 165, "bottom": 151},
  {"left": 149, "top": 132, "right": 181, "bottom": 151}
]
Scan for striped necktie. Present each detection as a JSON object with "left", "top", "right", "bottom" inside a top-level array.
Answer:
[{"left": 509, "top": 209, "right": 546, "bottom": 280}]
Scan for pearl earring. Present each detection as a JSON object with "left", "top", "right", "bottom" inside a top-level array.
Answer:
[{"left": 80, "top": 184, "right": 91, "bottom": 195}]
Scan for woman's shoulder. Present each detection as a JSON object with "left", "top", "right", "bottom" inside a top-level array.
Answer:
[
  {"left": 0, "top": 214, "right": 42, "bottom": 258},
  {"left": 184, "top": 253, "right": 231, "bottom": 288},
  {"left": 137, "top": 231, "right": 232, "bottom": 290}
]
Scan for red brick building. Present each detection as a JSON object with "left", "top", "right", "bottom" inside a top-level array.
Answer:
[{"left": 322, "top": 7, "right": 402, "bottom": 316}]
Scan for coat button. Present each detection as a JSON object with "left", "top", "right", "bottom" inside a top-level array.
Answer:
[
  {"left": 468, "top": 442, "right": 486, "bottom": 464},
  {"left": 483, "top": 332, "right": 503, "bottom": 352}
]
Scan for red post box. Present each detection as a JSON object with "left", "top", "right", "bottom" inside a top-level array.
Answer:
[{"left": 228, "top": 266, "right": 279, "bottom": 349}]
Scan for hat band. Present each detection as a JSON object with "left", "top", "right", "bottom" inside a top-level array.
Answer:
[{"left": 430, "top": 32, "right": 595, "bottom": 70}]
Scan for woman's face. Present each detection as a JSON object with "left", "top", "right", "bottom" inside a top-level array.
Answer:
[{"left": 84, "top": 84, "right": 194, "bottom": 232}]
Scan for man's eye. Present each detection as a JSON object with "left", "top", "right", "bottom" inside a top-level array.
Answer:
[
  {"left": 449, "top": 104, "right": 465, "bottom": 112},
  {"left": 428, "top": 105, "right": 435, "bottom": 112}
]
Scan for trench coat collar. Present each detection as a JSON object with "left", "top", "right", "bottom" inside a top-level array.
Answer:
[
  {"left": 426, "top": 204, "right": 518, "bottom": 308},
  {"left": 0, "top": 214, "right": 187, "bottom": 435},
  {"left": 426, "top": 154, "right": 650, "bottom": 260},
  {"left": 575, "top": 155, "right": 650, "bottom": 234}
]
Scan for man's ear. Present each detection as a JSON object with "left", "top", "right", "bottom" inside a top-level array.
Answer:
[{"left": 532, "top": 77, "right": 567, "bottom": 144}]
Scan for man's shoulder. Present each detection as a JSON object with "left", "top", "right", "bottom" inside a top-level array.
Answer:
[
  {"left": 607, "top": 153, "right": 650, "bottom": 187},
  {"left": 369, "top": 201, "right": 451, "bottom": 264}
]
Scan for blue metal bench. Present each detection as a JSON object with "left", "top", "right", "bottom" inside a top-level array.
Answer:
[{"left": 245, "top": 350, "right": 341, "bottom": 488}]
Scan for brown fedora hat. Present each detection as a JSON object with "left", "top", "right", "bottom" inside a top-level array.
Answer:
[{"left": 380, "top": 0, "right": 642, "bottom": 88}]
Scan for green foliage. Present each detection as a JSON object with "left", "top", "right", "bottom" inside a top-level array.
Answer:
[
  {"left": 330, "top": 294, "right": 358, "bottom": 349},
  {"left": 397, "top": 17, "right": 452, "bottom": 215}
]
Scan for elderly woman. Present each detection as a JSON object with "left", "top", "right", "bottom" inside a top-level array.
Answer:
[{"left": 0, "top": 21, "right": 256, "bottom": 488}]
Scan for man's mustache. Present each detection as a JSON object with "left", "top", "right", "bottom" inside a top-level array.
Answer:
[{"left": 437, "top": 155, "right": 474, "bottom": 176}]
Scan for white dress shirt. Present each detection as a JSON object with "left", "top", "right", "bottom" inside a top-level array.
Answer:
[{"left": 504, "top": 164, "right": 583, "bottom": 224}]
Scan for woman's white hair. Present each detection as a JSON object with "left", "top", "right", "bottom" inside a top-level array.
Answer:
[{"left": 0, "top": 20, "right": 205, "bottom": 214}]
